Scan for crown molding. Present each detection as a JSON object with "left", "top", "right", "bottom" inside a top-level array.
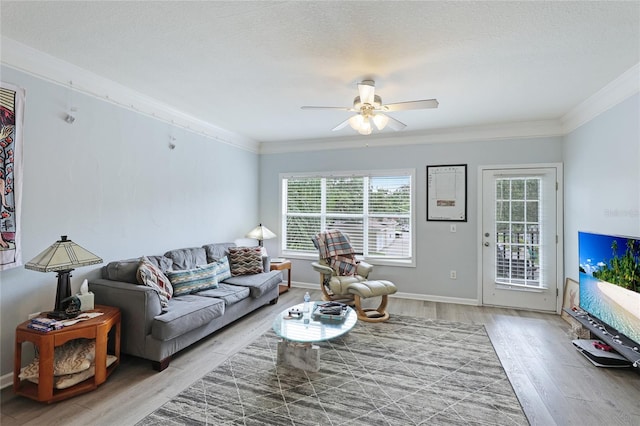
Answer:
[
  {"left": 0, "top": 37, "right": 259, "bottom": 153},
  {"left": 562, "top": 63, "right": 640, "bottom": 133},
  {"left": 2, "top": 37, "right": 635, "bottom": 154},
  {"left": 260, "top": 120, "right": 564, "bottom": 154}
]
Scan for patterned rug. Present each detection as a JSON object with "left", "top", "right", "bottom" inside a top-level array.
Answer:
[{"left": 138, "top": 316, "right": 529, "bottom": 425}]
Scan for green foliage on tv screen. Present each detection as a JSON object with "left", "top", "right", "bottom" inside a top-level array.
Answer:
[{"left": 593, "top": 239, "right": 640, "bottom": 292}]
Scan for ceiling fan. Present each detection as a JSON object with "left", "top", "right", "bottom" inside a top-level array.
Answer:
[{"left": 301, "top": 80, "right": 438, "bottom": 135}]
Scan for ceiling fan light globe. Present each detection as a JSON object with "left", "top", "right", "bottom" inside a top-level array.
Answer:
[
  {"left": 358, "top": 118, "right": 372, "bottom": 135},
  {"left": 373, "top": 113, "right": 389, "bottom": 130},
  {"left": 349, "top": 114, "right": 364, "bottom": 130}
]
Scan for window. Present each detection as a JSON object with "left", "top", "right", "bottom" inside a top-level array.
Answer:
[
  {"left": 494, "top": 177, "right": 542, "bottom": 287},
  {"left": 281, "top": 169, "right": 415, "bottom": 265}
]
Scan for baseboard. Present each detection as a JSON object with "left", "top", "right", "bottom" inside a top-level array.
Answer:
[
  {"left": 392, "top": 291, "right": 479, "bottom": 306},
  {"left": 292, "top": 282, "right": 479, "bottom": 306},
  {"left": 1, "top": 372, "right": 13, "bottom": 390}
]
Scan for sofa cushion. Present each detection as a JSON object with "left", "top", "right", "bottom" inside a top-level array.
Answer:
[
  {"left": 222, "top": 270, "right": 281, "bottom": 298},
  {"left": 103, "top": 256, "right": 172, "bottom": 284},
  {"left": 213, "top": 257, "right": 232, "bottom": 282},
  {"left": 203, "top": 242, "right": 236, "bottom": 263},
  {"left": 151, "top": 295, "right": 224, "bottom": 341},
  {"left": 167, "top": 263, "right": 218, "bottom": 296},
  {"left": 228, "top": 247, "right": 263, "bottom": 276},
  {"left": 164, "top": 247, "right": 207, "bottom": 271},
  {"left": 197, "top": 283, "right": 250, "bottom": 306},
  {"left": 136, "top": 257, "right": 173, "bottom": 308}
]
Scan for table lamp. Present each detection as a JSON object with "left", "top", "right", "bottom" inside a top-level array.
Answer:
[
  {"left": 25, "top": 235, "right": 103, "bottom": 318},
  {"left": 245, "top": 223, "right": 276, "bottom": 256}
]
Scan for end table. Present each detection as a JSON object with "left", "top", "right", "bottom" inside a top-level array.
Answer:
[
  {"left": 14, "top": 305, "right": 121, "bottom": 403},
  {"left": 270, "top": 260, "right": 292, "bottom": 294}
]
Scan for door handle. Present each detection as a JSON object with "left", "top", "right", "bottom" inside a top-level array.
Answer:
[{"left": 484, "top": 242, "right": 490, "bottom": 247}]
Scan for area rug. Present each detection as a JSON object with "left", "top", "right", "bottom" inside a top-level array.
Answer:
[{"left": 138, "top": 316, "right": 529, "bottom": 425}]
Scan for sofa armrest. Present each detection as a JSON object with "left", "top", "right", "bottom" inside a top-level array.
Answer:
[
  {"left": 89, "top": 278, "right": 163, "bottom": 358},
  {"left": 262, "top": 255, "right": 271, "bottom": 272}
]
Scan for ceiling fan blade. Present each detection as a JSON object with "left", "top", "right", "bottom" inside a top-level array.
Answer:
[
  {"left": 332, "top": 117, "right": 352, "bottom": 131},
  {"left": 385, "top": 114, "right": 407, "bottom": 131},
  {"left": 382, "top": 99, "right": 439, "bottom": 111},
  {"left": 301, "top": 106, "right": 352, "bottom": 111},
  {"left": 358, "top": 80, "right": 375, "bottom": 105}
]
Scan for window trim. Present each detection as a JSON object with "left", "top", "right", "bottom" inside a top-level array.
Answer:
[{"left": 279, "top": 168, "right": 416, "bottom": 267}]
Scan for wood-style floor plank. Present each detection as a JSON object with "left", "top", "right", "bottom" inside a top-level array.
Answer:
[{"left": 2, "top": 288, "right": 639, "bottom": 425}]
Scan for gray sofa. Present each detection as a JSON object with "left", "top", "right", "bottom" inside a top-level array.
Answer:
[{"left": 89, "top": 242, "right": 281, "bottom": 371}]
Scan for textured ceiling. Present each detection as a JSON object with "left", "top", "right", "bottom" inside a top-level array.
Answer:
[{"left": 1, "top": 1, "right": 639, "bottom": 143}]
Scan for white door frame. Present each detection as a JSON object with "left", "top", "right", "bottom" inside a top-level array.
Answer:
[{"left": 476, "top": 163, "right": 564, "bottom": 313}]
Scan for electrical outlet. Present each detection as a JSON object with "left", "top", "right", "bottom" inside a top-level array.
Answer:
[
  {"left": 450, "top": 270, "right": 457, "bottom": 279},
  {"left": 450, "top": 224, "right": 457, "bottom": 233}
]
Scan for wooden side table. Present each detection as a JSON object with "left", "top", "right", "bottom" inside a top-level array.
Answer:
[
  {"left": 270, "top": 260, "right": 292, "bottom": 294},
  {"left": 13, "top": 305, "right": 121, "bottom": 403}
]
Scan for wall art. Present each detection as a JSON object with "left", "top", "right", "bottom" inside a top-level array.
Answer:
[
  {"left": 427, "top": 164, "right": 467, "bottom": 221},
  {"left": 0, "top": 82, "right": 25, "bottom": 270}
]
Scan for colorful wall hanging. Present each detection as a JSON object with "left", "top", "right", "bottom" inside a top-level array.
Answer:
[{"left": 0, "top": 82, "right": 25, "bottom": 270}]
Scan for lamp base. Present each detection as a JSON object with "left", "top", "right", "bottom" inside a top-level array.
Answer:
[{"left": 55, "top": 270, "right": 73, "bottom": 312}]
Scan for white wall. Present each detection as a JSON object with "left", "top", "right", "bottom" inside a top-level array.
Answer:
[
  {"left": 563, "top": 94, "right": 640, "bottom": 281},
  {"left": 259, "top": 136, "right": 563, "bottom": 301},
  {"left": 0, "top": 67, "right": 261, "bottom": 377}
]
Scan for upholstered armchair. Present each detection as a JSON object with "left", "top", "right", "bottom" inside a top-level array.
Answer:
[
  {"left": 311, "top": 230, "right": 397, "bottom": 322},
  {"left": 311, "top": 257, "right": 374, "bottom": 302}
]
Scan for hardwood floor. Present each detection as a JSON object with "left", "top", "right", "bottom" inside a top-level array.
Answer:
[{"left": 2, "top": 288, "right": 639, "bottom": 425}]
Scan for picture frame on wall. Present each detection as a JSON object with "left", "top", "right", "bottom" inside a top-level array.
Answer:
[{"left": 426, "top": 164, "right": 467, "bottom": 221}]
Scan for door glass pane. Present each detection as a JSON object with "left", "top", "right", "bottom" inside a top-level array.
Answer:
[
  {"left": 494, "top": 177, "right": 541, "bottom": 287},
  {"left": 496, "top": 222, "right": 510, "bottom": 243},
  {"left": 496, "top": 201, "right": 509, "bottom": 221},
  {"left": 511, "top": 180, "right": 525, "bottom": 199},
  {"left": 511, "top": 201, "right": 524, "bottom": 221}
]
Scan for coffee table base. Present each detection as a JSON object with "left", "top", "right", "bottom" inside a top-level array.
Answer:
[{"left": 277, "top": 340, "right": 320, "bottom": 372}]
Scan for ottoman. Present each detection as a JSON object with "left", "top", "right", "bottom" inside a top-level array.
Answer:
[{"left": 346, "top": 280, "right": 397, "bottom": 322}]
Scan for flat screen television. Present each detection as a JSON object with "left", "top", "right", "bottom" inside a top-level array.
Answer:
[{"left": 578, "top": 231, "right": 640, "bottom": 347}]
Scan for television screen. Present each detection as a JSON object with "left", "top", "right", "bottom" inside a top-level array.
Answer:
[{"left": 578, "top": 231, "right": 640, "bottom": 345}]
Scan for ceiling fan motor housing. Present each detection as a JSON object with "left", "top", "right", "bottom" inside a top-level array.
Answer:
[{"left": 353, "top": 95, "right": 382, "bottom": 113}]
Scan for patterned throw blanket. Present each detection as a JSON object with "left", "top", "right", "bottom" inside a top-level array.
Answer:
[{"left": 312, "top": 230, "right": 358, "bottom": 276}]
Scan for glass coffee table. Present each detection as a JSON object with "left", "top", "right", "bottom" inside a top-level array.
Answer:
[{"left": 272, "top": 302, "right": 357, "bottom": 371}]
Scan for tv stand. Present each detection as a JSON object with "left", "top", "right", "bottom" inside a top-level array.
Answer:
[{"left": 564, "top": 308, "right": 640, "bottom": 370}]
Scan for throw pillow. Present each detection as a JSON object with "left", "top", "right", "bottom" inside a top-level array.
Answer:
[
  {"left": 19, "top": 338, "right": 95, "bottom": 380},
  {"left": 228, "top": 246, "right": 263, "bottom": 276},
  {"left": 213, "top": 257, "right": 232, "bottom": 282},
  {"left": 167, "top": 263, "right": 218, "bottom": 296},
  {"left": 137, "top": 256, "right": 173, "bottom": 308}
]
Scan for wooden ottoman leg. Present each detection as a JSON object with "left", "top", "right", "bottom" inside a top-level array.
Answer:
[{"left": 354, "top": 294, "right": 390, "bottom": 323}]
